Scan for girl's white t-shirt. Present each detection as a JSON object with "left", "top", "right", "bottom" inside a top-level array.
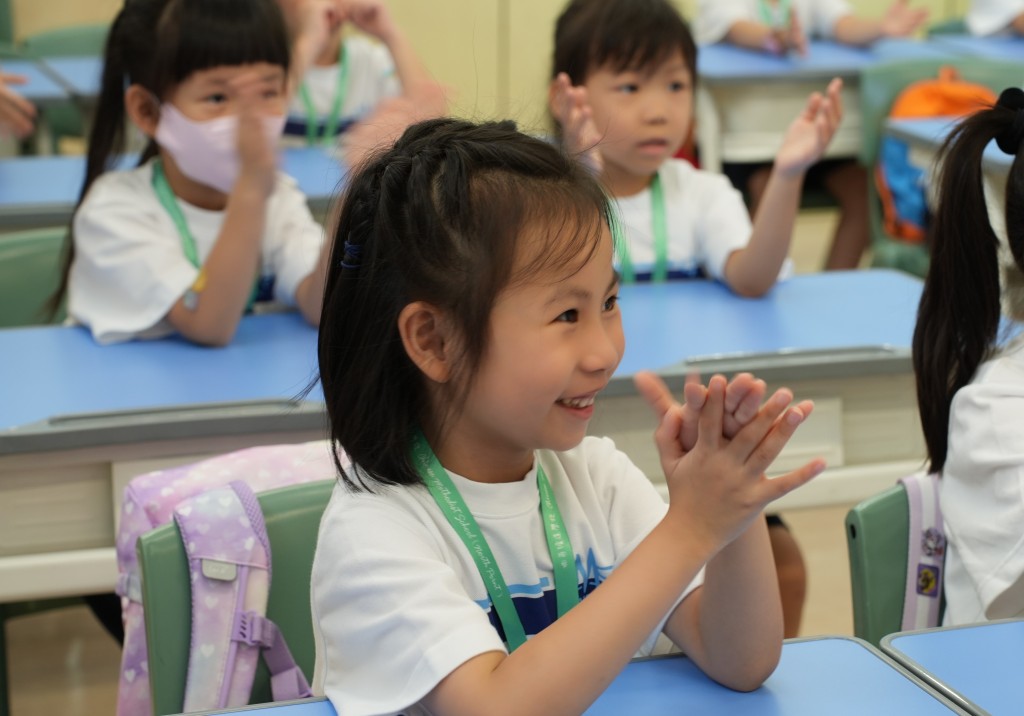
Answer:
[
  {"left": 69, "top": 161, "right": 324, "bottom": 344},
  {"left": 695, "top": 0, "right": 853, "bottom": 45},
  {"left": 310, "top": 436, "right": 705, "bottom": 716}
]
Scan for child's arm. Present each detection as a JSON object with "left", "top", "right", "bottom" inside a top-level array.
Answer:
[
  {"left": 832, "top": 0, "right": 928, "bottom": 45},
  {"left": 288, "top": 0, "right": 341, "bottom": 97},
  {"left": 342, "top": 0, "right": 447, "bottom": 113},
  {"left": 294, "top": 238, "right": 331, "bottom": 324},
  {"left": 165, "top": 75, "right": 277, "bottom": 346},
  {"left": 0, "top": 71, "right": 36, "bottom": 139},
  {"left": 421, "top": 378, "right": 823, "bottom": 716},
  {"left": 722, "top": 78, "right": 843, "bottom": 297}
]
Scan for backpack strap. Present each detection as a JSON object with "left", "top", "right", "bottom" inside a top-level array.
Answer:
[
  {"left": 899, "top": 472, "right": 946, "bottom": 630},
  {"left": 174, "top": 481, "right": 311, "bottom": 711}
]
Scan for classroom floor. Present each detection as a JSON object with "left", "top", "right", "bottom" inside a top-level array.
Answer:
[{"left": 5, "top": 208, "right": 861, "bottom": 716}]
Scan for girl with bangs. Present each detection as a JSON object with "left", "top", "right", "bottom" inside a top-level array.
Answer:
[{"left": 55, "top": 0, "right": 330, "bottom": 345}]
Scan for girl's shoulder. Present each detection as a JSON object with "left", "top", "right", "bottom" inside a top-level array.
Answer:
[{"left": 79, "top": 161, "right": 157, "bottom": 209}]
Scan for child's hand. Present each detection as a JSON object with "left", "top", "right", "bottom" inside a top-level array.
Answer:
[
  {"left": 295, "top": 0, "right": 344, "bottom": 58},
  {"left": 0, "top": 72, "right": 36, "bottom": 140},
  {"left": 233, "top": 73, "right": 279, "bottom": 197},
  {"left": 763, "top": 12, "right": 807, "bottom": 56},
  {"left": 550, "top": 72, "right": 603, "bottom": 176},
  {"left": 774, "top": 77, "right": 843, "bottom": 179},
  {"left": 880, "top": 0, "right": 928, "bottom": 37},
  {"left": 656, "top": 375, "right": 824, "bottom": 552},
  {"left": 340, "top": 0, "right": 399, "bottom": 44}
]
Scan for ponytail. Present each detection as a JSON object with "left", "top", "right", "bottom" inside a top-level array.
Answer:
[{"left": 914, "top": 88, "right": 1024, "bottom": 472}]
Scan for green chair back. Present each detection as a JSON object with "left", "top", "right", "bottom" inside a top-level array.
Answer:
[
  {"left": 859, "top": 57, "right": 1024, "bottom": 277},
  {"left": 19, "top": 23, "right": 109, "bottom": 151},
  {"left": 927, "top": 18, "right": 968, "bottom": 35},
  {"left": 0, "top": 227, "right": 66, "bottom": 327},
  {"left": 139, "top": 479, "right": 335, "bottom": 716},
  {"left": 845, "top": 484, "right": 910, "bottom": 646}
]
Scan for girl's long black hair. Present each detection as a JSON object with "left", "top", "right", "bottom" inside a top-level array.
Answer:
[{"left": 913, "top": 88, "right": 1024, "bottom": 472}]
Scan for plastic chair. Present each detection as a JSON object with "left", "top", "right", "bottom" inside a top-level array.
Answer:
[
  {"left": 138, "top": 479, "right": 334, "bottom": 716},
  {"left": 859, "top": 57, "right": 1024, "bottom": 277},
  {"left": 0, "top": 227, "right": 66, "bottom": 327},
  {"left": 845, "top": 484, "right": 910, "bottom": 646},
  {"left": 19, "top": 23, "right": 109, "bottom": 152}
]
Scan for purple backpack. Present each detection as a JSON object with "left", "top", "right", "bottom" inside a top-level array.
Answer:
[{"left": 115, "top": 441, "right": 340, "bottom": 716}]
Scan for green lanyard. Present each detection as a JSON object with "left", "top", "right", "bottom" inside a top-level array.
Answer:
[
  {"left": 412, "top": 431, "right": 579, "bottom": 652},
  {"left": 759, "top": 0, "right": 791, "bottom": 27},
  {"left": 614, "top": 173, "right": 668, "bottom": 284},
  {"left": 298, "top": 43, "right": 349, "bottom": 147},
  {"left": 151, "top": 159, "right": 259, "bottom": 311}
]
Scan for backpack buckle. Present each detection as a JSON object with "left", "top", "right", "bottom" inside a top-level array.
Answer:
[{"left": 232, "top": 611, "right": 276, "bottom": 648}]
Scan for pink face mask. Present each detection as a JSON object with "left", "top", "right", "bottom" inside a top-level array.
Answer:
[{"left": 154, "top": 103, "right": 287, "bottom": 194}]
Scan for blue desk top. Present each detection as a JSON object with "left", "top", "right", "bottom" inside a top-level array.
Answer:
[
  {"left": 0, "top": 270, "right": 921, "bottom": 453},
  {"left": 585, "top": 637, "right": 958, "bottom": 715},
  {"left": 0, "top": 59, "right": 68, "bottom": 104},
  {"left": 931, "top": 33, "right": 1024, "bottom": 61},
  {"left": 0, "top": 149, "right": 344, "bottom": 226},
  {"left": 883, "top": 620, "right": 1024, "bottom": 716},
  {"left": 698, "top": 39, "right": 951, "bottom": 82},
  {"left": 886, "top": 116, "right": 1012, "bottom": 172},
  {"left": 39, "top": 56, "right": 102, "bottom": 98}
]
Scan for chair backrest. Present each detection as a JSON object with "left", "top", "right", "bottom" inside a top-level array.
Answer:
[
  {"left": 138, "top": 479, "right": 335, "bottom": 716},
  {"left": 20, "top": 23, "right": 109, "bottom": 58},
  {"left": 859, "top": 57, "right": 1023, "bottom": 276},
  {"left": 845, "top": 484, "right": 910, "bottom": 646},
  {"left": 0, "top": 227, "right": 66, "bottom": 327}
]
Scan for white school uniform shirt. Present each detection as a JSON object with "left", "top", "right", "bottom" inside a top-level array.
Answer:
[
  {"left": 68, "top": 160, "right": 324, "bottom": 344},
  {"left": 310, "top": 436, "right": 705, "bottom": 716},
  {"left": 283, "top": 36, "right": 401, "bottom": 147},
  {"left": 941, "top": 336, "right": 1024, "bottom": 625},
  {"left": 615, "top": 158, "right": 791, "bottom": 281},
  {"left": 966, "top": 0, "right": 1024, "bottom": 35},
  {"left": 695, "top": 0, "right": 853, "bottom": 45}
]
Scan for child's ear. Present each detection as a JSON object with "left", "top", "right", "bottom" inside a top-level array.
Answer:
[
  {"left": 398, "top": 301, "right": 456, "bottom": 383},
  {"left": 125, "top": 84, "right": 161, "bottom": 138}
]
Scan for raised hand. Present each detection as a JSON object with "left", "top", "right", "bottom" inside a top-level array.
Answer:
[
  {"left": 880, "top": 0, "right": 928, "bottom": 37},
  {"left": 550, "top": 72, "right": 603, "bottom": 175},
  {"left": 340, "top": 0, "right": 399, "bottom": 43},
  {"left": 233, "top": 73, "right": 279, "bottom": 198},
  {"left": 655, "top": 375, "right": 824, "bottom": 552},
  {"left": 0, "top": 72, "right": 36, "bottom": 139},
  {"left": 774, "top": 77, "right": 843, "bottom": 178}
]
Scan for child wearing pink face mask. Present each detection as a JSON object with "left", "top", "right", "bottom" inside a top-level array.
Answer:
[{"left": 56, "top": 0, "right": 330, "bottom": 346}]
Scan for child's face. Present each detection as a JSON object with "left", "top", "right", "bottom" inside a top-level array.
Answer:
[
  {"left": 451, "top": 223, "right": 624, "bottom": 470},
  {"left": 167, "top": 63, "right": 288, "bottom": 121},
  {"left": 583, "top": 51, "right": 693, "bottom": 185}
]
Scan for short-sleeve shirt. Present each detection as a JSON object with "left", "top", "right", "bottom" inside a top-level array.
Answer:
[
  {"left": 695, "top": 0, "right": 853, "bottom": 45},
  {"left": 614, "top": 158, "right": 753, "bottom": 280},
  {"left": 310, "top": 436, "right": 705, "bottom": 716},
  {"left": 69, "top": 161, "right": 324, "bottom": 344},
  {"left": 283, "top": 36, "right": 401, "bottom": 146},
  {"left": 966, "top": 0, "right": 1024, "bottom": 35}
]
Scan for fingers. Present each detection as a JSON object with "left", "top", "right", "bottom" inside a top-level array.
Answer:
[
  {"left": 654, "top": 404, "right": 686, "bottom": 464},
  {"left": 723, "top": 374, "right": 766, "bottom": 438},
  {"left": 695, "top": 375, "right": 727, "bottom": 449},
  {"left": 761, "top": 457, "right": 827, "bottom": 503},
  {"left": 727, "top": 387, "right": 794, "bottom": 461},
  {"left": 634, "top": 370, "right": 676, "bottom": 420}
]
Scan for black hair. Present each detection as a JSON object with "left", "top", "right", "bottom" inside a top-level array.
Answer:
[
  {"left": 552, "top": 0, "right": 698, "bottom": 86},
  {"left": 48, "top": 0, "right": 291, "bottom": 316},
  {"left": 913, "top": 88, "right": 1024, "bottom": 472},
  {"left": 318, "top": 118, "right": 614, "bottom": 491}
]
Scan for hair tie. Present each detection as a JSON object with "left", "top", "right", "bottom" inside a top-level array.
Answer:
[
  {"left": 339, "top": 240, "right": 362, "bottom": 271},
  {"left": 995, "top": 87, "right": 1024, "bottom": 156}
]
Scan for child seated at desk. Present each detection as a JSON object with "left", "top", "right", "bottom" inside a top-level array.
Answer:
[
  {"left": 914, "top": 88, "right": 1024, "bottom": 625},
  {"left": 694, "top": 0, "right": 929, "bottom": 270},
  {"left": 549, "top": 0, "right": 842, "bottom": 296},
  {"left": 54, "top": 0, "right": 331, "bottom": 346},
  {"left": 966, "top": 0, "right": 1024, "bottom": 36},
  {"left": 311, "top": 117, "right": 825, "bottom": 715},
  {"left": 277, "top": 0, "right": 446, "bottom": 163}
]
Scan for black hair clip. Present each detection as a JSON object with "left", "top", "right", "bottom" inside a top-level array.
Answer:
[
  {"left": 995, "top": 87, "right": 1024, "bottom": 156},
  {"left": 340, "top": 240, "right": 362, "bottom": 271}
]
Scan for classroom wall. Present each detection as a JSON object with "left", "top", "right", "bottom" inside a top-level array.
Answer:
[{"left": 13, "top": 0, "right": 971, "bottom": 131}]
